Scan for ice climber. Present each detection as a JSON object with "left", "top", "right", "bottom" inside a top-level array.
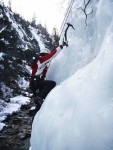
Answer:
[{"left": 29, "top": 44, "right": 65, "bottom": 111}]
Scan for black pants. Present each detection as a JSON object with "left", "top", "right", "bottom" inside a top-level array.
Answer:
[{"left": 30, "top": 78, "right": 56, "bottom": 99}]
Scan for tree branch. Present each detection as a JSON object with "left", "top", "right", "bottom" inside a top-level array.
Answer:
[{"left": 78, "top": 0, "right": 93, "bottom": 26}]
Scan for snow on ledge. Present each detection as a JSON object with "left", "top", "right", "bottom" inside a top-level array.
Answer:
[
  {"left": 0, "top": 122, "right": 6, "bottom": 131},
  {"left": 10, "top": 95, "right": 30, "bottom": 105},
  {"left": 0, "top": 95, "right": 30, "bottom": 131}
]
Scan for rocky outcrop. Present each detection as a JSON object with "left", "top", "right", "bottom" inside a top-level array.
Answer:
[
  {"left": 0, "top": 99, "right": 35, "bottom": 150},
  {"left": 0, "top": 1, "right": 53, "bottom": 101}
]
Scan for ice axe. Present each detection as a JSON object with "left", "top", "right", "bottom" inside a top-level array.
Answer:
[{"left": 63, "top": 23, "right": 75, "bottom": 47}]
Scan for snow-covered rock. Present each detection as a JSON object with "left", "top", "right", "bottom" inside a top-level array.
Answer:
[{"left": 0, "top": 2, "right": 53, "bottom": 100}]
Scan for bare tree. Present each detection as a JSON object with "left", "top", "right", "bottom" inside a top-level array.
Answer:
[{"left": 78, "top": 0, "right": 93, "bottom": 26}]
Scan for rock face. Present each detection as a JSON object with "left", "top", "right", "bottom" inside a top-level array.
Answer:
[{"left": 0, "top": 1, "right": 54, "bottom": 101}]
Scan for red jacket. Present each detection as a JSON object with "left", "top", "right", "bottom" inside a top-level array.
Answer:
[{"left": 31, "top": 45, "right": 63, "bottom": 79}]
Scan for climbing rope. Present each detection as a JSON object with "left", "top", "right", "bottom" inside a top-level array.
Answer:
[{"left": 59, "top": 0, "right": 75, "bottom": 37}]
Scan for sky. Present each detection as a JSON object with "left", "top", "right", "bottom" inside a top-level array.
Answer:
[{"left": 3, "top": 0, "right": 68, "bottom": 34}]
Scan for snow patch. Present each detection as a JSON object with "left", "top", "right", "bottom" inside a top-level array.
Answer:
[
  {"left": 10, "top": 95, "right": 30, "bottom": 105},
  {"left": 0, "top": 96, "right": 30, "bottom": 131},
  {"left": 29, "top": 26, "right": 45, "bottom": 50},
  {"left": 0, "top": 122, "right": 5, "bottom": 131}
]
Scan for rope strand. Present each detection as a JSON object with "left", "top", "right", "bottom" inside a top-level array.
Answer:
[{"left": 59, "top": 0, "right": 75, "bottom": 37}]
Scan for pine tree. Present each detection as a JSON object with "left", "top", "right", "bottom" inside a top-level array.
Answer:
[
  {"left": 8, "top": 0, "right": 12, "bottom": 11},
  {"left": 31, "top": 13, "right": 37, "bottom": 27},
  {"left": 52, "top": 27, "right": 60, "bottom": 48}
]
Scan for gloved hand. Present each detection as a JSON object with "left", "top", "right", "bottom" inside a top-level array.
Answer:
[
  {"left": 63, "top": 40, "right": 68, "bottom": 47},
  {"left": 59, "top": 45, "right": 63, "bottom": 49}
]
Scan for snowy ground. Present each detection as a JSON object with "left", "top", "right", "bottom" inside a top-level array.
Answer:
[{"left": 0, "top": 95, "right": 30, "bottom": 131}]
